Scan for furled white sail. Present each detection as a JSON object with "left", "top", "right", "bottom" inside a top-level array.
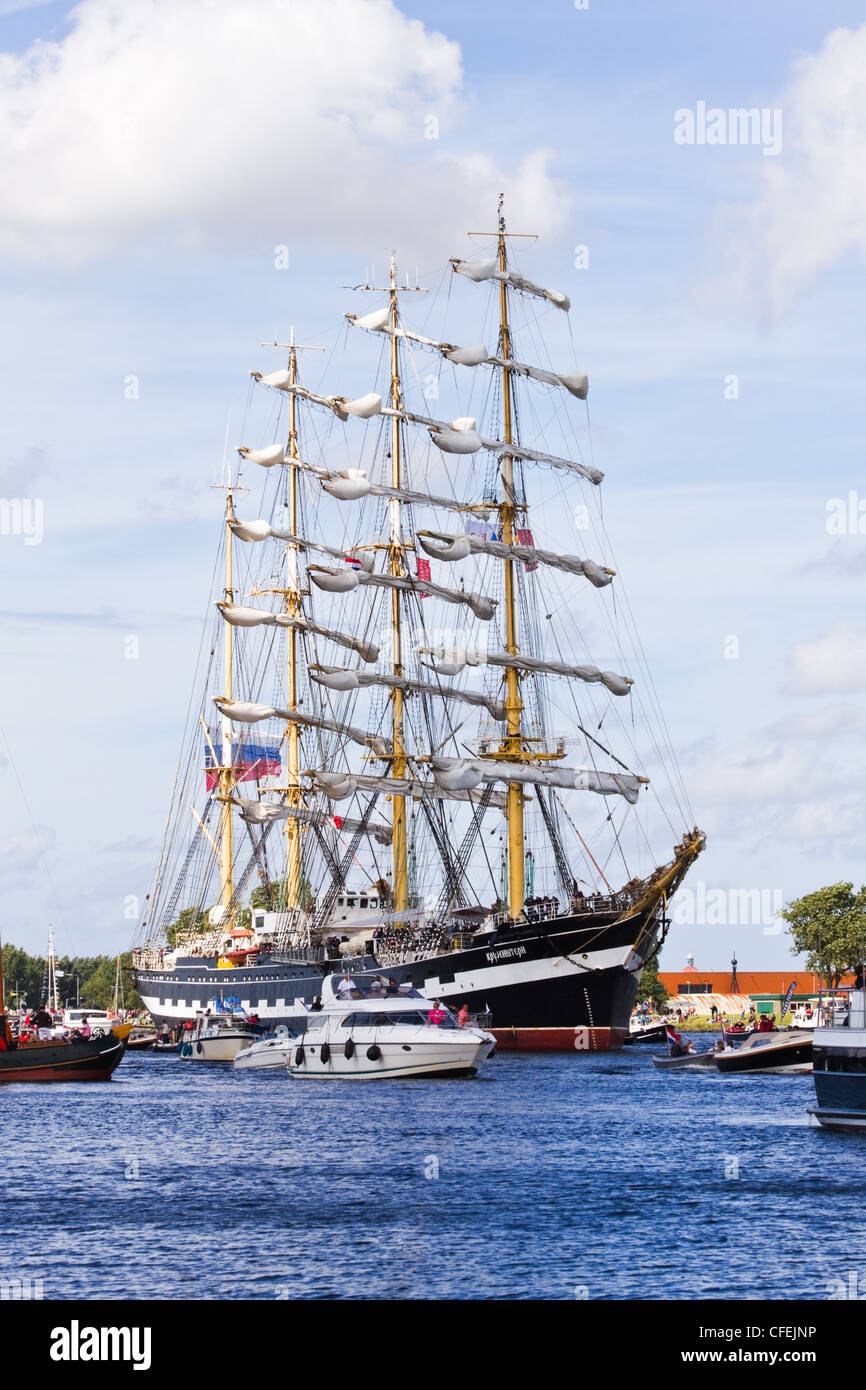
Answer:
[
  {"left": 347, "top": 311, "right": 585, "bottom": 395},
  {"left": 487, "top": 652, "right": 632, "bottom": 695},
  {"left": 235, "top": 797, "right": 393, "bottom": 845},
  {"left": 487, "top": 357, "right": 588, "bottom": 399},
  {"left": 431, "top": 418, "right": 485, "bottom": 454},
  {"left": 306, "top": 768, "right": 508, "bottom": 809},
  {"left": 282, "top": 617, "right": 378, "bottom": 664},
  {"left": 451, "top": 259, "right": 570, "bottom": 311},
  {"left": 217, "top": 602, "right": 285, "bottom": 628},
  {"left": 444, "top": 344, "right": 489, "bottom": 366},
  {"left": 350, "top": 307, "right": 390, "bottom": 332},
  {"left": 216, "top": 603, "right": 377, "bottom": 661},
  {"left": 271, "top": 378, "right": 603, "bottom": 486},
  {"left": 229, "top": 520, "right": 376, "bottom": 575},
  {"left": 320, "top": 469, "right": 375, "bottom": 501},
  {"left": 429, "top": 757, "right": 642, "bottom": 804},
  {"left": 307, "top": 564, "right": 497, "bottom": 622},
  {"left": 312, "top": 464, "right": 475, "bottom": 515},
  {"left": 418, "top": 646, "right": 632, "bottom": 695},
  {"left": 237, "top": 443, "right": 287, "bottom": 468},
  {"left": 213, "top": 697, "right": 387, "bottom": 751},
  {"left": 417, "top": 529, "right": 613, "bottom": 587},
  {"left": 332, "top": 392, "right": 383, "bottom": 420},
  {"left": 229, "top": 519, "right": 277, "bottom": 544},
  {"left": 382, "top": 404, "right": 604, "bottom": 485},
  {"left": 252, "top": 369, "right": 292, "bottom": 390},
  {"left": 308, "top": 664, "right": 507, "bottom": 721}
]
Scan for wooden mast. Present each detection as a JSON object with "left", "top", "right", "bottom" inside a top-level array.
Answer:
[
  {"left": 254, "top": 337, "right": 324, "bottom": 911},
  {"left": 219, "top": 483, "right": 236, "bottom": 920},
  {"left": 387, "top": 255, "right": 408, "bottom": 918},
  {"left": 496, "top": 201, "right": 527, "bottom": 920},
  {"left": 284, "top": 332, "right": 324, "bottom": 908}
]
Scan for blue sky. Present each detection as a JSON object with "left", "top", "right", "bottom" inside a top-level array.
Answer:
[{"left": 1, "top": 0, "right": 865, "bottom": 976}]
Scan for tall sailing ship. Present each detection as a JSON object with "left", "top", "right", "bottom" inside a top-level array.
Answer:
[{"left": 132, "top": 205, "right": 704, "bottom": 1050}]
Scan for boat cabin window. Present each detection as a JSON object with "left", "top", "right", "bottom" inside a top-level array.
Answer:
[
  {"left": 340, "top": 1014, "right": 380, "bottom": 1028},
  {"left": 359, "top": 898, "right": 368, "bottom": 909},
  {"left": 305, "top": 1015, "right": 328, "bottom": 1031},
  {"left": 337, "top": 896, "right": 344, "bottom": 906},
  {"left": 346, "top": 897, "right": 356, "bottom": 908},
  {"left": 369, "top": 898, "right": 377, "bottom": 908}
]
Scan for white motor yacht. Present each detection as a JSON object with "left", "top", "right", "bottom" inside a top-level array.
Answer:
[
  {"left": 232, "top": 1024, "right": 298, "bottom": 1071},
  {"left": 286, "top": 975, "right": 496, "bottom": 1080},
  {"left": 179, "top": 1010, "right": 254, "bottom": 1062}
]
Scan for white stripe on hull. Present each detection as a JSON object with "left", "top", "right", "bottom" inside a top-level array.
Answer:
[{"left": 421, "top": 942, "right": 634, "bottom": 999}]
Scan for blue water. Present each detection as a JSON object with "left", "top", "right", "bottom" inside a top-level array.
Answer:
[{"left": 0, "top": 1048, "right": 862, "bottom": 1300}]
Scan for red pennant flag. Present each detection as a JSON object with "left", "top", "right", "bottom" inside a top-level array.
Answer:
[
  {"left": 416, "top": 556, "right": 431, "bottom": 597},
  {"left": 516, "top": 528, "right": 538, "bottom": 572}
]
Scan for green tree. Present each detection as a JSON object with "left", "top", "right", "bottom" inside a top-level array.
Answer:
[
  {"left": 78, "top": 953, "right": 143, "bottom": 1011},
  {"left": 781, "top": 882, "right": 866, "bottom": 986},
  {"left": 637, "top": 954, "right": 669, "bottom": 1013},
  {"left": 165, "top": 906, "right": 208, "bottom": 949},
  {"left": 1, "top": 943, "right": 44, "bottom": 1009}
]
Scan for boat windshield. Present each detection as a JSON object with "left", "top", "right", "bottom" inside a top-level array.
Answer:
[
  {"left": 339, "top": 1010, "right": 457, "bottom": 1028},
  {"left": 332, "top": 978, "right": 422, "bottom": 1001}
]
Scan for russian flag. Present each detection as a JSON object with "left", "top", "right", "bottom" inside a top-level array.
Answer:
[{"left": 205, "top": 734, "right": 281, "bottom": 790}]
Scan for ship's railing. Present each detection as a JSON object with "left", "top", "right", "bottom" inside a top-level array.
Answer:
[
  {"left": 371, "top": 928, "right": 451, "bottom": 966},
  {"left": 132, "top": 946, "right": 171, "bottom": 970},
  {"left": 492, "top": 889, "right": 636, "bottom": 930}
]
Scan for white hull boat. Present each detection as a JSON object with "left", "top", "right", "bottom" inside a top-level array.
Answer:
[
  {"left": 180, "top": 1010, "right": 254, "bottom": 1062},
  {"left": 287, "top": 975, "right": 496, "bottom": 1080},
  {"left": 232, "top": 1027, "right": 297, "bottom": 1070}
]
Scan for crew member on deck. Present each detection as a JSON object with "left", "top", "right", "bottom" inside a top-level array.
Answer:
[{"left": 33, "top": 1004, "right": 54, "bottom": 1039}]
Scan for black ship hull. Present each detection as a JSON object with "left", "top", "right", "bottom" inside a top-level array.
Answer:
[
  {"left": 135, "top": 904, "right": 661, "bottom": 1052},
  {"left": 0, "top": 1028, "right": 130, "bottom": 1083}
]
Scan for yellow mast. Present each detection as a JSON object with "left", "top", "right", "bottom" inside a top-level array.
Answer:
[
  {"left": 496, "top": 205, "right": 526, "bottom": 920},
  {"left": 256, "top": 336, "right": 324, "bottom": 910},
  {"left": 218, "top": 482, "right": 236, "bottom": 918},
  {"left": 284, "top": 333, "right": 303, "bottom": 907},
  {"left": 387, "top": 255, "right": 408, "bottom": 917}
]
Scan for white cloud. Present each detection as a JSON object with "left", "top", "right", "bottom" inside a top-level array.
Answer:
[
  {"left": 788, "top": 625, "right": 866, "bottom": 694},
  {"left": 767, "top": 703, "right": 866, "bottom": 741},
  {"left": 0, "top": 0, "right": 569, "bottom": 260},
  {"left": 711, "top": 24, "right": 866, "bottom": 318},
  {"left": 791, "top": 799, "right": 861, "bottom": 842},
  {"left": 691, "top": 742, "right": 813, "bottom": 807}
]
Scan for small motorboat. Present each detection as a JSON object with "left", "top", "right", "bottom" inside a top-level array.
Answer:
[
  {"left": 287, "top": 975, "right": 496, "bottom": 1080},
  {"left": 232, "top": 1025, "right": 298, "bottom": 1071},
  {"left": 178, "top": 1010, "right": 254, "bottom": 1062},
  {"left": 624, "top": 1019, "right": 670, "bottom": 1045},
  {"left": 652, "top": 1048, "right": 717, "bottom": 1070},
  {"left": 714, "top": 1028, "right": 813, "bottom": 1075}
]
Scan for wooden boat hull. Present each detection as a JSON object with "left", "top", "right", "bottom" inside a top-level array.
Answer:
[
  {"left": 0, "top": 1026, "right": 131, "bottom": 1083},
  {"left": 714, "top": 1030, "right": 813, "bottom": 1075}
]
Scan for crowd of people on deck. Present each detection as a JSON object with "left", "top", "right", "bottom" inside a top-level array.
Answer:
[
  {"left": 0, "top": 1002, "right": 144, "bottom": 1049},
  {"left": 369, "top": 925, "right": 450, "bottom": 957}
]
